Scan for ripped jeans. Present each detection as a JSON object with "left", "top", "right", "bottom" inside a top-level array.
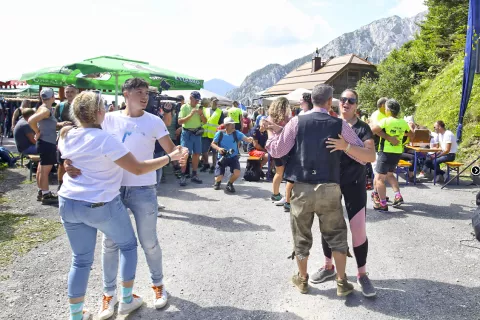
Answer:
[{"left": 102, "top": 185, "right": 163, "bottom": 292}]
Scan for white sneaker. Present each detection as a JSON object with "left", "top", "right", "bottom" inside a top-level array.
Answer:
[
  {"left": 152, "top": 284, "right": 168, "bottom": 309},
  {"left": 98, "top": 295, "right": 118, "bottom": 320},
  {"left": 274, "top": 197, "right": 286, "bottom": 206},
  {"left": 416, "top": 172, "right": 426, "bottom": 179},
  {"left": 118, "top": 294, "right": 143, "bottom": 315},
  {"left": 82, "top": 310, "right": 92, "bottom": 320}
]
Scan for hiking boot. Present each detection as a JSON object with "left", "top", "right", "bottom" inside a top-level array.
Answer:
[
  {"left": 373, "top": 202, "right": 388, "bottom": 212},
  {"left": 209, "top": 167, "right": 215, "bottom": 174},
  {"left": 271, "top": 193, "right": 282, "bottom": 202},
  {"left": 310, "top": 266, "right": 336, "bottom": 284},
  {"left": 41, "top": 192, "right": 58, "bottom": 205},
  {"left": 371, "top": 192, "right": 380, "bottom": 204},
  {"left": 357, "top": 274, "right": 376, "bottom": 297},
  {"left": 291, "top": 273, "right": 309, "bottom": 294},
  {"left": 213, "top": 181, "right": 221, "bottom": 190},
  {"left": 118, "top": 294, "right": 143, "bottom": 315},
  {"left": 185, "top": 173, "right": 191, "bottom": 179},
  {"left": 37, "top": 190, "right": 42, "bottom": 201},
  {"left": 226, "top": 182, "right": 236, "bottom": 193},
  {"left": 284, "top": 202, "right": 291, "bottom": 212},
  {"left": 275, "top": 197, "right": 286, "bottom": 206},
  {"left": 336, "top": 276, "right": 354, "bottom": 296},
  {"left": 179, "top": 176, "right": 187, "bottom": 187},
  {"left": 191, "top": 175, "right": 203, "bottom": 184},
  {"left": 200, "top": 164, "right": 210, "bottom": 172},
  {"left": 152, "top": 285, "right": 168, "bottom": 309},
  {"left": 392, "top": 195, "right": 404, "bottom": 207},
  {"left": 98, "top": 295, "right": 118, "bottom": 320}
]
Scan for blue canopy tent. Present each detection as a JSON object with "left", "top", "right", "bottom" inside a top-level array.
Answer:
[
  {"left": 443, "top": 0, "right": 480, "bottom": 188},
  {"left": 457, "top": 0, "right": 480, "bottom": 143}
]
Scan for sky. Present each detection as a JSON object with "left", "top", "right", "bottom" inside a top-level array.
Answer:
[{"left": 1, "top": 0, "right": 427, "bottom": 87}]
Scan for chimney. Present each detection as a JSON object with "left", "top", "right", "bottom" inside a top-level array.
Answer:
[{"left": 312, "top": 56, "right": 322, "bottom": 73}]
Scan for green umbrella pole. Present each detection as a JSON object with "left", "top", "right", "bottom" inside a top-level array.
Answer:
[{"left": 115, "top": 74, "right": 119, "bottom": 108}]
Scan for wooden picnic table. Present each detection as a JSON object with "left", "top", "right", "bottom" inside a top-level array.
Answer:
[{"left": 405, "top": 146, "right": 443, "bottom": 185}]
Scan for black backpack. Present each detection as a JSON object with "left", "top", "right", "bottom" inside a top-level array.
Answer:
[{"left": 244, "top": 158, "right": 264, "bottom": 182}]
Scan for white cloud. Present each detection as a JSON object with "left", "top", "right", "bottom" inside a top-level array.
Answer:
[
  {"left": 0, "top": 0, "right": 336, "bottom": 86},
  {"left": 389, "top": 0, "right": 427, "bottom": 17}
]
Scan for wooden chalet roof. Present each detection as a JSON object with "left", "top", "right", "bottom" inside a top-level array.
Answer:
[{"left": 263, "top": 54, "right": 375, "bottom": 96}]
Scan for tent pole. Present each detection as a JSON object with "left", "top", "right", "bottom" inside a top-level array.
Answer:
[{"left": 115, "top": 74, "right": 119, "bottom": 108}]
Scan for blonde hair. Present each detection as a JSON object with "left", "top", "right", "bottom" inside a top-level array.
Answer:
[
  {"left": 61, "top": 91, "right": 104, "bottom": 138},
  {"left": 268, "top": 97, "right": 290, "bottom": 124}
]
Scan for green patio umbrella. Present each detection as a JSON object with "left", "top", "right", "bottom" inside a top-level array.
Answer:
[
  {"left": 64, "top": 56, "right": 203, "bottom": 105},
  {"left": 21, "top": 56, "right": 204, "bottom": 105}
]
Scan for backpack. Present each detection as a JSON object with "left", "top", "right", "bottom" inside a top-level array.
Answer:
[
  {"left": 244, "top": 158, "right": 264, "bottom": 182},
  {"left": 58, "top": 102, "right": 66, "bottom": 121},
  {"left": 0, "top": 147, "right": 17, "bottom": 167}
]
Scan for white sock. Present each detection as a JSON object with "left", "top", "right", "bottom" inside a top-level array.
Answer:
[{"left": 41, "top": 190, "right": 50, "bottom": 195}]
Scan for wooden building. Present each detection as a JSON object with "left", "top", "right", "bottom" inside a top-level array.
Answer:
[{"left": 262, "top": 54, "right": 377, "bottom": 98}]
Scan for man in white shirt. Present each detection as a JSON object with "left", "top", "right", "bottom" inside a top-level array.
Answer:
[
  {"left": 418, "top": 120, "right": 457, "bottom": 183},
  {"left": 65, "top": 78, "right": 176, "bottom": 319}
]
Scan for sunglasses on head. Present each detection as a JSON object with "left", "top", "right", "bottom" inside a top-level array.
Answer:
[
  {"left": 340, "top": 97, "right": 357, "bottom": 105},
  {"left": 88, "top": 90, "right": 102, "bottom": 107}
]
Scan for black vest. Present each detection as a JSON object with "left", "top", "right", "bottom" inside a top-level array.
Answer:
[{"left": 284, "top": 112, "right": 343, "bottom": 184}]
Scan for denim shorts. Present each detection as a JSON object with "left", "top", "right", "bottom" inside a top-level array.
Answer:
[
  {"left": 215, "top": 156, "right": 241, "bottom": 176},
  {"left": 181, "top": 129, "right": 202, "bottom": 154},
  {"left": 202, "top": 137, "right": 213, "bottom": 153}
]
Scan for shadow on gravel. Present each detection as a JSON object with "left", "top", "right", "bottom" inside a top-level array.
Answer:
[
  {"left": 158, "top": 189, "right": 220, "bottom": 202},
  {"left": 161, "top": 209, "right": 275, "bottom": 233},
  {"left": 308, "top": 278, "right": 479, "bottom": 320},
  {"left": 126, "top": 295, "right": 303, "bottom": 320},
  {"left": 366, "top": 201, "right": 475, "bottom": 222}
]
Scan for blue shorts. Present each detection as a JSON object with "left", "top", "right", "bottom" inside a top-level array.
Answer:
[
  {"left": 202, "top": 137, "right": 213, "bottom": 153},
  {"left": 215, "top": 157, "right": 241, "bottom": 177},
  {"left": 181, "top": 129, "right": 202, "bottom": 154}
]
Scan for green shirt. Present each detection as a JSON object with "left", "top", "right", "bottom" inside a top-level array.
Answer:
[
  {"left": 378, "top": 117, "right": 410, "bottom": 154},
  {"left": 228, "top": 107, "right": 242, "bottom": 123},
  {"left": 179, "top": 103, "right": 202, "bottom": 129},
  {"left": 370, "top": 110, "right": 386, "bottom": 124}
]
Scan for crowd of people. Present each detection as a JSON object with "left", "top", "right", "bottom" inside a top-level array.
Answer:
[{"left": 6, "top": 77, "right": 464, "bottom": 319}]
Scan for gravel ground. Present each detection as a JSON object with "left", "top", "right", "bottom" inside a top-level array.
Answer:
[{"left": 0, "top": 146, "right": 479, "bottom": 320}]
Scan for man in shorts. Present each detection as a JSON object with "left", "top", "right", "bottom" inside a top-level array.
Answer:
[
  {"left": 371, "top": 99, "right": 414, "bottom": 211},
  {"left": 211, "top": 117, "right": 253, "bottom": 193}
]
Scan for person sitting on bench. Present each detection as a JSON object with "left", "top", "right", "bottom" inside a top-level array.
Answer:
[
  {"left": 13, "top": 108, "right": 37, "bottom": 155},
  {"left": 247, "top": 119, "right": 269, "bottom": 168},
  {"left": 417, "top": 120, "right": 457, "bottom": 183}
]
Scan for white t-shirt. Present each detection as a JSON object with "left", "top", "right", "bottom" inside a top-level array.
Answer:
[
  {"left": 438, "top": 130, "right": 458, "bottom": 154},
  {"left": 58, "top": 128, "right": 129, "bottom": 203},
  {"left": 102, "top": 111, "right": 169, "bottom": 186}
]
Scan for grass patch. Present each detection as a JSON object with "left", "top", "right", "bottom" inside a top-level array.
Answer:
[
  {"left": 21, "top": 179, "right": 34, "bottom": 185},
  {"left": 0, "top": 212, "right": 63, "bottom": 267}
]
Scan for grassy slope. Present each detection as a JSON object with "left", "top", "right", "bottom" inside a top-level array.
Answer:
[{"left": 414, "top": 55, "right": 480, "bottom": 164}]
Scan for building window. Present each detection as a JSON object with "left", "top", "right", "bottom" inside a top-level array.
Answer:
[{"left": 347, "top": 71, "right": 360, "bottom": 84}]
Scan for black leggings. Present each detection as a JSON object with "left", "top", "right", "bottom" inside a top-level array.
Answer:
[{"left": 322, "top": 178, "right": 368, "bottom": 271}]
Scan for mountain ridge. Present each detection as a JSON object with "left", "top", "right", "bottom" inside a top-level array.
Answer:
[{"left": 226, "top": 11, "right": 427, "bottom": 104}]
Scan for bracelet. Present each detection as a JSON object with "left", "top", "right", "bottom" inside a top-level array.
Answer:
[
  {"left": 166, "top": 154, "right": 171, "bottom": 165},
  {"left": 345, "top": 143, "right": 351, "bottom": 154}
]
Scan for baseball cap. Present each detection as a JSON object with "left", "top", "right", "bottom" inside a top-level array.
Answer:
[
  {"left": 224, "top": 117, "right": 235, "bottom": 125},
  {"left": 40, "top": 88, "right": 55, "bottom": 100},
  {"left": 211, "top": 97, "right": 219, "bottom": 102},
  {"left": 191, "top": 91, "right": 201, "bottom": 101}
]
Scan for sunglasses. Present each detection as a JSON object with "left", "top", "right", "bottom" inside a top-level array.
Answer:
[
  {"left": 340, "top": 97, "right": 357, "bottom": 105},
  {"left": 88, "top": 90, "right": 102, "bottom": 107}
]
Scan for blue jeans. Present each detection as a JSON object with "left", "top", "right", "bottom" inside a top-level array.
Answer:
[
  {"left": 154, "top": 151, "right": 165, "bottom": 188},
  {"left": 422, "top": 153, "right": 456, "bottom": 175},
  {"left": 181, "top": 129, "right": 202, "bottom": 154},
  {"left": 102, "top": 185, "right": 163, "bottom": 291},
  {"left": 22, "top": 145, "right": 37, "bottom": 155},
  {"left": 59, "top": 195, "right": 138, "bottom": 299}
]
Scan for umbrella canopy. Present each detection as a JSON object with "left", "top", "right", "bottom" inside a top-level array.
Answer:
[
  {"left": 162, "top": 89, "right": 232, "bottom": 107},
  {"left": 21, "top": 56, "right": 203, "bottom": 105}
]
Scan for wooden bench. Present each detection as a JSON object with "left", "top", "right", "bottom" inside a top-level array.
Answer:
[
  {"left": 396, "top": 160, "right": 413, "bottom": 185},
  {"left": 445, "top": 161, "right": 464, "bottom": 185},
  {"left": 27, "top": 155, "right": 40, "bottom": 181}
]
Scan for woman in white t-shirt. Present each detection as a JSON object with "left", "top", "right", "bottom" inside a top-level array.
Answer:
[{"left": 58, "top": 92, "right": 187, "bottom": 320}]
